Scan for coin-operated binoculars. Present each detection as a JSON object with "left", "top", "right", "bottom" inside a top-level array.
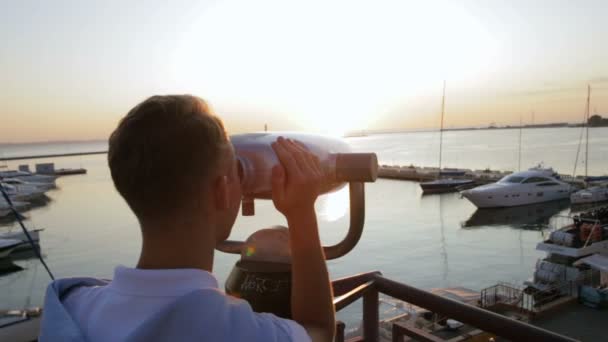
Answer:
[{"left": 217, "top": 133, "right": 378, "bottom": 318}]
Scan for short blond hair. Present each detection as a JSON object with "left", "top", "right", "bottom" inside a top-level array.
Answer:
[{"left": 108, "top": 95, "right": 228, "bottom": 221}]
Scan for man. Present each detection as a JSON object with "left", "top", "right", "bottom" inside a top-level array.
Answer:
[{"left": 40, "top": 95, "right": 335, "bottom": 341}]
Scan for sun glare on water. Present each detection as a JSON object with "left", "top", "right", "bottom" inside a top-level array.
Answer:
[
  {"left": 169, "top": 0, "right": 499, "bottom": 134},
  {"left": 317, "top": 186, "right": 350, "bottom": 222}
]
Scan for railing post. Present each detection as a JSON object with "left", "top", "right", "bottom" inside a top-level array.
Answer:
[
  {"left": 363, "top": 288, "right": 379, "bottom": 342},
  {"left": 392, "top": 323, "right": 400, "bottom": 342},
  {"left": 335, "top": 321, "right": 345, "bottom": 342}
]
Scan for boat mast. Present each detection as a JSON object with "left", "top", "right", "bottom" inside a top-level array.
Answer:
[
  {"left": 438, "top": 80, "right": 446, "bottom": 174},
  {"left": 518, "top": 115, "right": 523, "bottom": 171},
  {"left": 585, "top": 84, "right": 591, "bottom": 178},
  {"left": 572, "top": 86, "right": 589, "bottom": 179}
]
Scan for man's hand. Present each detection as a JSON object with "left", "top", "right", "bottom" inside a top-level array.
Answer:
[
  {"left": 271, "top": 137, "right": 323, "bottom": 218},
  {"left": 270, "top": 136, "right": 335, "bottom": 342}
]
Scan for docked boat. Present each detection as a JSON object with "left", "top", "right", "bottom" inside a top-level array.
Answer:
[
  {"left": 0, "top": 308, "right": 42, "bottom": 342},
  {"left": 420, "top": 177, "right": 475, "bottom": 194},
  {"left": 0, "top": 198, "right": 29, "bottom": 218},
  {"left": 0, "top": 239, "right": 23, "bottom": 258},
  {"left": 568, "top": 86, "right": 608, "bottom": 206},
  {"left": 0, "top": 183, "right": 47, "bottom": 202},
  {"left": 0, "top": 170, "right": 57, "bottom": 185},
  {"left": 419, "top": 82, "right": 475, "bottom": 194},
  {"left": 1, "top": 178, "right": 55, "bottom": 192},
  {"left": 460, "top": 166, "right": 572, "bottom": 208},
  {"left": 0, "top": 229, "right": 43, "bottom": 252},
  {"left": 478, "top": 207, "right": 608, "bottom": 324},
  {"left": 523, "top": 207, "right": 608, "bottom": 299},
  {"left": 571, "top": 182, "right": 608, "bottom": 205}
]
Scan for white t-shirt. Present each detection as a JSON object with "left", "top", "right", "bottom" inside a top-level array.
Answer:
[{"left": 63, "top": 266, "right": 310, "bottom": 342}]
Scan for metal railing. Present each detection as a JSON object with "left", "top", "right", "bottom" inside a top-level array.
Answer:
[
  {"left": 332, "top": 272, "right": 577, "bottom": 342},
  {"left": 480, "top": 269, "right": 599, "bottom": 315},
  {"left": 480, "top": 282, "right": 524, "bottom": 309}
]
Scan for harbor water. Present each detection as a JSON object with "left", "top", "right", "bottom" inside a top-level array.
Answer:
[{"left": 1, "top": 127, "right": 608, "bottom": 327}]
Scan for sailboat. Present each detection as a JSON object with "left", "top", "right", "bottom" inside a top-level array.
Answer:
[
  {"left": 571, "top": 85, "right": 608, "bottom": 205},
  {"left": 420, "top": 82, "right": 474, "bottom": 194}
]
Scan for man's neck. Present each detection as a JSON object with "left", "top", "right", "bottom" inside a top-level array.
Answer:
[{"left": 136, "top": 218, "right": 216, "bottom": 272}]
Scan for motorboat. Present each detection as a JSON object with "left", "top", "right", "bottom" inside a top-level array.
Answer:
[
  {"left": 0, "top": 183, "right": 47, "bottom": 202},
  {"left": 420, "top": 178, "right": 475, "bottom": 194},
  {"left": 0, "top": 229, "right": 43, "bottom": 252},
  {"left": 0, "top": 170, "right": 56, "bottom": 185},
  {"left": 0, "top": 239, "right": 22, "bottom": 258},
  {"left": 571, "top": 182, "right": 608, "bottom": 205},
  {"left": 568, "top": 85, "right": 608, "bottom": 206},
  {"left": 0, "top": 229, "right": 42, "bottom": 243},
  {"left": 0, "top": 197, "right": 29, "bottom": 218},
  {"left": 460, "top": 166, "right": 572, "bottom": 208},
  {"left": 523, "top": 207, "right": 608, "bottom": 299},
  {"left": 1, "top": 178, "right": 55, "bottom": 192},
  {"left": 0, "top": 308, "right": 42, "bottom": 342}
]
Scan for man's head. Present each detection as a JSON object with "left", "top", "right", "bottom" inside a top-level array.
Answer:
[{"left": 108, "top": 95, "right": 241, "bottom": 242}]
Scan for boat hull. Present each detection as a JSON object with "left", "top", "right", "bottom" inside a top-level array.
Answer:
[
  {"left": 464, "top": 191, "right": 571, "bottom": 208},
  {"left": 461, "top": 173, "right": 573, "bottom": 208},
  {"left": 0, "top": 240, "right": 22, "bottom": 259}
]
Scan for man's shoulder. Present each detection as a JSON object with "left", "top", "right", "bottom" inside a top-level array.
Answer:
[
  {"left": 53, "top": 279, "right": 310, "bottom": 342},
  {"left": 135, "top": 289, "right": 311, "bottom": 341}
]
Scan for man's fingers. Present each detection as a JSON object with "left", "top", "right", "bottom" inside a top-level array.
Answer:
[
  {"left": 287, "top": 139, "right": 316, "bottom": 174},
  {"left": 272, "top": 138, "right": 301, "bottom": 177},
  {"left": 291, "top": 140, "right": 309, "bottom": 153},
  {"left": 271, "top": 164, "right": 286, "bottom": 204},
  {"left": 282, "top": 139, "right": 312, "bottom": 175}
]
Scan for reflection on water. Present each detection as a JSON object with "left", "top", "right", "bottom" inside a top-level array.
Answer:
[
  {"left": 317, "top": 186, "right": 349, "bottom": 222},
  {"left": 462, "top": 199, "right": 571, "bottom": 230},
  {"left": 570, "top": 201, "right": 608, "bottom": 214},
  {"left": 0, "top": 258, "right": 23, "bottom": 276}
]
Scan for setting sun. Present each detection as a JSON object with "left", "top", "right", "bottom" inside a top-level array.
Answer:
[{"left": 169, "top": 0, "right": 500, "bottom": 135}]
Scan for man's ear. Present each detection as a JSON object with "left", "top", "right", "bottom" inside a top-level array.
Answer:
[{"left": 213, "top": 175, "right": 230, "bottom": 211}]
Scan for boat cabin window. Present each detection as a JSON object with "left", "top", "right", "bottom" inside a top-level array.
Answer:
[
  {"left": 500, "top": 176, "right": 524, "bottom": 183},
  {"left": 522, "top": 177, "right": 550, "bottom": 184},
  {"left": 537, "top": 182, "right": 560, "bottom": 187}
]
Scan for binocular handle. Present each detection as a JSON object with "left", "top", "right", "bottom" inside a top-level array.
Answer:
[{"left": 216, "top": 182, "right": 366, "bottom": 260}]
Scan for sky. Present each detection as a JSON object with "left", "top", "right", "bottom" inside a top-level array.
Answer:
[{"left": 1, "top": 0, "right": 607, "bottom": 142}]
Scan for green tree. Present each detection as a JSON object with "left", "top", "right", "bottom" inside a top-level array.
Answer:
[{"left": 588, "top": 115, "right": 607, "bottom": 127}]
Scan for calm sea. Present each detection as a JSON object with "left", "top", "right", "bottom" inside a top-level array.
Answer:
[{"left": 1, "top": 127, "right": 607, "bottom": 327}]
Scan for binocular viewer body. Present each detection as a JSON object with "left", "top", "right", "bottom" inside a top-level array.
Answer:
[
  {"left": 232, "top": 133, "right": 378, "bottom": 205},
  {"left": 223, "top": 132, "right": 378, "bottom": 318}
]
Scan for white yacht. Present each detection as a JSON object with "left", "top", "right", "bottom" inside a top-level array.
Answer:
[
  {"left": 571, "top": 182, "right": 608, "bottom": 205},
  {"left": 461, "top": 166, "right": 572, "bottom": 208}
]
